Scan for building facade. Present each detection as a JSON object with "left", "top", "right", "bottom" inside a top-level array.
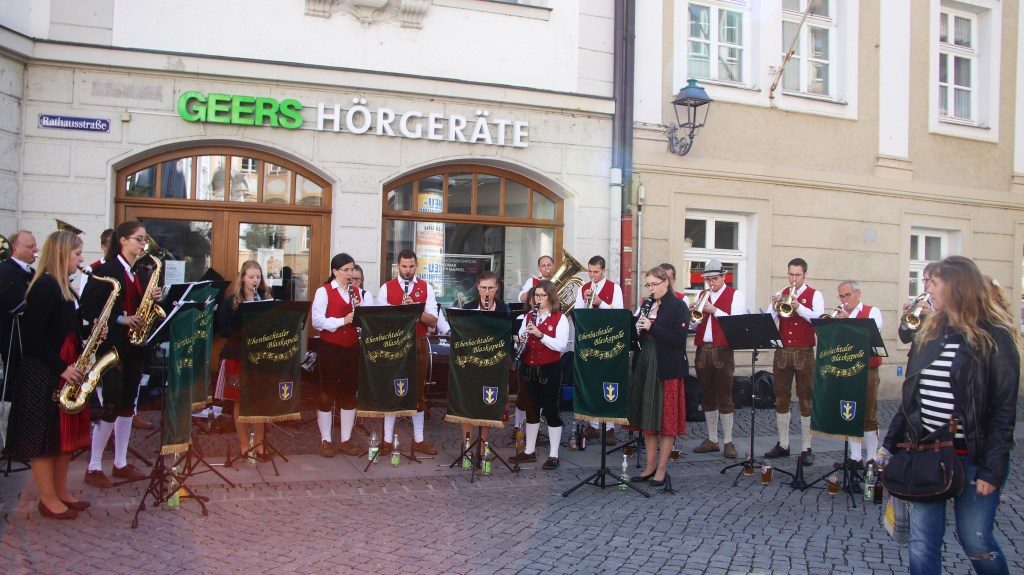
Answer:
[
  {"left": 0, "top": 0, "right": 618, "bottom": 307},
  {"left": 634, "top": 0, "right": 1024, "bottom": 394}
]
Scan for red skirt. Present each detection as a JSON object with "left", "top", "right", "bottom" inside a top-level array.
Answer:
[
  {"left": 58, "top": 334, "right": 90, "bottom": 453},
  {"left": 659, "top": 378, "right": 686, "bottom": 436},
  {"left": 214, "top": 359, "right": 242, "bottom": 401}
]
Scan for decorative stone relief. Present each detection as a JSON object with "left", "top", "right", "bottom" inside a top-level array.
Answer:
[{"left": 305, "top": 0, "right": 432, "bottom": 29}]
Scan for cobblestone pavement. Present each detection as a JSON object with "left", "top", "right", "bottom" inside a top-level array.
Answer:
[{"left": 1, "top": 401, "right": 1022, "bottom": 574}]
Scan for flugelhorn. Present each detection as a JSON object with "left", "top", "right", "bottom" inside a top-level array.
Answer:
[
  {"left": 776, "top": 283, "right": 796, "bottom": 318},
  {"left": 821, "top": 303, "right": 845, "bottom": 319},
  {"left": 690, "top": 290, "right": 712, "bottom": 323},
  {"left": 55, "top": 219, "right": 84, "bottom": 235},
  {"left": 901, "top": 294, "right": 930, "bottom": 332}
]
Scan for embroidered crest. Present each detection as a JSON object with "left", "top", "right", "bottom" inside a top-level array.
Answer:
[
  {"left": 394, "top": 378, "right": 409, "bottom": 397},
  {"left": 482, "top": 386, "right": 498, "bottom": 406},
  {"left": 278, "top": 381, "right": 293, "bottom": 401},
  {"left": 840, "top": 400, "right": 856, "bottom": 422},
  {"left": 604, "top": 382, "right": 619, "bottom": 403}
]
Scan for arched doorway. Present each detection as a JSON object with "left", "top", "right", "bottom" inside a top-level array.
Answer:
[{"left": 115, "top": 145, "right": 332, "bottom": 299}]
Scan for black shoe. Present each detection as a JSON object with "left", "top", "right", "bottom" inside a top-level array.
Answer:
[
  {"left": 631, "top": 472, "right": 655, "bottom": 483},
  {"left": 650, "top": 475, "right": 670, "bottom": 487},
  {"left": 542, "top": 457, "right": 560, "bottom": 470},
  {"left": 764, "top": 442, "right": 790, "bottom": 459},
  {"left": 799, "top": 448, "right": 815, "bottom": 466},
  {"left": 509, "top": 452, "right": 537, "bottom": 464},
  {"left": 849, "top": 458, "right": 865, "bottom": 471}
]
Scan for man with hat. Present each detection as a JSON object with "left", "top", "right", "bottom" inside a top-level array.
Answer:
[{"left": 690, "top": 260, "right": 745, "bottom": 458}]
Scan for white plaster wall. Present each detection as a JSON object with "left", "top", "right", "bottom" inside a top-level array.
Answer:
[{"left": 0, "top": 53, "right": 23, "bottom": 234}]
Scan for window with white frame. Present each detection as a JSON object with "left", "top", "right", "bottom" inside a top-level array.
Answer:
[
  {"left": 937, "top": 8, "right": 977, "bottom": 121},
  {"left": 683, "top": 213, "right": 747, "bottom": 297},
  {"left": 687, "top": 2, "right": 747, "bottom": 84},
  {"left": 908, "top": 229, "right": 949, "bottom": 298},
  {"left": 781, "top": 0, "right": 837, "bottom": 97}
]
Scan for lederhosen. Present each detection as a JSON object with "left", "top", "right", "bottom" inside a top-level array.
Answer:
[
  {"left": 694, "top": 286, "right": 736, "bottom": 415},
  {"left": 521, "top": 310, "right": 563, "bottom": 428},
  {"left": 855, "top": 304, "right": 882, "bottom": 432},
  {"left": 317, "top": 283, "right": 360, "bottom": 411},
  {"left": 773, "top": 285, "right": 817, "bottom": 417}
]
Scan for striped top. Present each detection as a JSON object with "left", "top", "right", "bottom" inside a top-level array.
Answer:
[{"left": 918, "top": 336, "right": 966, "bottom": 442}]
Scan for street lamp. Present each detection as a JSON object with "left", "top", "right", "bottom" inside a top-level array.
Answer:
[{"left": 667, "top": 79, "right": 712, "bottom": 156}]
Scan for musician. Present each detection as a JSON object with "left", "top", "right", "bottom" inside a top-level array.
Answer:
[
  {"left": 352, "top": 264, "right": 376, "bottom": 306},
  {"left": 81, "top": 221, "right": 162, "bottom": 488},
  {"left": 659, "top": 262, "right": 686, "bottom": 299},
  {"left": 0, "top": 230, "right": 38, "bottom": 399},
  {"left": 376, "top": 249, "right": 439, "bottom": 456},
  {"left": 691, "top": 259, "right": 745, "bottom": 459},
  {"left": 765, "top": 258, "right": 823, "bottom": 465},
  {"left": 5, "top": 230, "right": 92, "bottom": 519},
  {"left": 630, "top": 267, "right": 689, "bottom": 487},
  {"left": 77, "top": 228, "right": 113, "bottom": 296},
  {"left": 899, "top": 262, "right": 936, "bottom": 345},
  {"left": 517, "top": 255, "right": 555, "bottom": 303},
  {"left": 311, "top": 253, "right": 363, "bottom": 457},
  {"left": 510, "top": 280, "right": 569, "bottom": 470},
  {"left": 215, "top": 260, "right": 272, "bottom": 460},
  {"left": 825, "top": 280, "right": 883, "bottom": 467},
  {"left": 575, "top": 255, "right": 623, "bottom": 445}
]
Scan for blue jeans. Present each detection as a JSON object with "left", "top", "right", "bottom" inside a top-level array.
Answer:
[{"left": 907, "top": 456, "right": 1009, "bottom": 575}]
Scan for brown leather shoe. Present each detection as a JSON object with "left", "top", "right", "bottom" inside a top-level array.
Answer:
[
  {"left": 318, "top": 440, "right": 336, "bottom": 458},
  {"left": 541, "top": 457, "right": 560, "bottom": 470},
  {"left": 693, "top": 439, "right": 720, "bottom": 453},
  {"left": 132, "top": 415, "right": 154, "bottom": 430},
  {"left": 84, "top": 470, "right": 113, "bottom": 489},
  {"left": 377, "top": 441, "right": 394, "bottom": 457},
  {"left": 112, "top": 464, "right": 147, "bottom": 481},
  {"left": 509, "top": 451, "right": 537, "bottom": 464},
  {"left": 412, "top": 440, "right": 438, "bottom": 455},
  {"left": 582, "top": 426, "right": 600, "bottom": 439},
  {"left": 604, "top": 429, "right": 618, "bottom": 446},
  {"left": 38, "top": 501, "right": 78, "bottom": 520},
  {"left": 764, "top": 442, "right": 790, "bottom": 459},
  {"left": 338, "top": 439, "right": 362, "bottom": 457},
  {"left": 61, "top": 499, "right": 91, "bottom": 511},
  {"left": 723, "top": 442, "right": 738, "bottom": 459}
]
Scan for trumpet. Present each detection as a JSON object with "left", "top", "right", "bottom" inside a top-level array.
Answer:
[
  {"left": 901, "top": 294, "right": 930, "bottom": 332},
  {"left": 821, "top": 303, "right": 846, "bottom": 319},
  {"left": 776, "top": 283, "right": 797, "bottom": 318},
  {"left": 586, "top": 281, "right": 598, "bottom": 308},
  {"left": 690, "top": 290, "right": 712, "bottom": 323}
]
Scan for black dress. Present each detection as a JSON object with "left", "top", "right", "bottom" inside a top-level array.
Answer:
[{"left": 6, "top": 275, "right": 82, "bottom": 459}]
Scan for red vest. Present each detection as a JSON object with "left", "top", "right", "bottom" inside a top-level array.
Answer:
[
  {"left": 581, "top": 280, "right": 615, "bottom": 308},
  {"left": 779, "top": 285, "right": 817, "bottom": 347},
  {"left": 855, "top": 304, "right": 882, "bottom": 368},
  {"left": 122, "top": 270, "right": 143, "bottom": 316},
  {"left": 385, "top": 277, "right": 429, "bottom": 338},
  {"left": 524, "top": 311, "right": 563, "bottom": 366},
  {"left": 320, "top": 285, "right": 358, "bottom": 348},
  {"left": 694, "top": 286, "right": 734, "bottom": 346},
  {"left": 531, "top": 277, "right": 541, "bottom": 288}
]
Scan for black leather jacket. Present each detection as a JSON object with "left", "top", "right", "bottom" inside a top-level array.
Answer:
[{"left": 883, "top": 324, "right": 1020, "bottom": 488}]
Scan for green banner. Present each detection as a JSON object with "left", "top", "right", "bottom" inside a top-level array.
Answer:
[
  {"left": 162, "top": 305, "right": 199, "bottom": 455},
  {"left": 239, "top": 301, "right": 307, "bottom": 423},
  {"left": 189, "top": 284, "right": 218, "bottom": 410},
  {"left": 811, "top": 321, "right": 870, "bottom": 440},
  {"left": 443, "top": 310, "right": 516, "bottom": 428},
  {"left": 356, "top": 305, "right": 421, "bottom": 418},
  {"left": 573, "top": 309, "right": 633, "bottom": 425}
]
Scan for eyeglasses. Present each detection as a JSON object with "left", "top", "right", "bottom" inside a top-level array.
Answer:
[
  {"left": 643, "top": 280, "right": 665, "bottom": 289},
  {"left": 838, "top": 292, "right": 855, "bottom": 299},
  {"left": 128, "top": 235, "right": 148, "bottom": 244},
  {"left": 534, "top": 292, "right": 547, "bottom": 298},
  {"left": 351, "top": 278, "right": 363, "bottom": 283}
]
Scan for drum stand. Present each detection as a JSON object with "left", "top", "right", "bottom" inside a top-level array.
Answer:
[
  {"left": 448, "top": 427, "right": 519, "bottom": 483},
  {"left": 562, "top": 423, "right": 651, "bottom": 498}
]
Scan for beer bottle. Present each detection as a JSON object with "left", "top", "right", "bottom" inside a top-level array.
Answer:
[
  {"left": 461, "top": 433, "right": 472, "bottom": 469},
  {"left": 391, "top": 434, "right": 401, "bottom": 467}
]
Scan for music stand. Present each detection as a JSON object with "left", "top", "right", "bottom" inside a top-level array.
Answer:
[
  {"left": 607, "top": 312, "right": 648, "bottom": 465},
  {"left": 562, "top": 422, "right": 650, "bottom": 498},
  {"left": 716, "top": 313, "right": 790, "bottom": 487},
  {"left": 1, "top": 300, "right": 30, "bottom": 476}
]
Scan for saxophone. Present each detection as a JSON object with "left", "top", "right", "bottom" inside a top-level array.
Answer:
[
  {"left": 57, "top": 271, "right": 121, "bottom": 414},
  {"left": 127, "top": 238, "right": 168, "bottom": 346}
]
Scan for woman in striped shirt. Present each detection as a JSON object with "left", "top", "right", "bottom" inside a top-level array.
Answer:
[{"left": 884, "top": 256, "right": 1021, "bottom": 575}]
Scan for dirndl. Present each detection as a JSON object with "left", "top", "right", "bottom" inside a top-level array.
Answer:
[
  {"left": 627, "top": 343, "right": 663, "bottom": 433},
  {"left": 214, "top": 359, "right": 242, "bottom": 402},
  {"left": 57, "top": 333, "right": 90, "bottom": 452}
]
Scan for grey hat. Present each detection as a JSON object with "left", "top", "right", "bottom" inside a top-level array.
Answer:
[{"left": 702, "top": 259, "right": 725, "bottom": 277}]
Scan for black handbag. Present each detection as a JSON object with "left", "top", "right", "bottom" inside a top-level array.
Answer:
[{"left": 881, "top": 416, "right": 966, "bottom": 502}]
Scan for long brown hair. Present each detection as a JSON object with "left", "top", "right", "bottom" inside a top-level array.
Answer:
[
  {"left": 917, "top": 256, "right": 1023, "bottom": 359},
  {"left": 231, "top": 260, "right": 271, "bottom": 310},
  {"left": 28, "top": 231, "right": 82, "bottom": 302}
]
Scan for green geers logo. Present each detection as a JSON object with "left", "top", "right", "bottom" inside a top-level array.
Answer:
[{"left": 177, "top": 91, "right": 303, "bottom": 129}]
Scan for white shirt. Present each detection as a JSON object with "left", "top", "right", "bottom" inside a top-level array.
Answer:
[
  {"left": 116, "top": 254, "right": 136, "bottom": 283},
  {"left": 845, "top": 301, "right": 884, "bottom": 331},
  {"left": 518, "top": 310, "right": 570, "bottom": 353},
  {"left": 573, "top": 277, "right": 624, "bottom": 309},
  {"left": 700, "top": 286, "right": 747, "bottom": 343},
  {"left": 770, "top": 283, "right": 824, "bottom": 322},
  {"left": 377, "top": 276, "right": 438, "bottom": 320},
  {"left": 311, "top": 279, "right": 356, "bottom": 332},
  {"left": 517, "top": 276, "right": 543, "bottom": 301},
  {"left": 358, "top": 288, "right": 376, "bottom": 307},
  {"left": 11, "top": 257, "right": 32, "bottom": 274}
]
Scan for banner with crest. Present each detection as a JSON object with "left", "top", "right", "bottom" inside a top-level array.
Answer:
[
  {"left": 443, "top": 309, "right": 516, "bottom": 428},
  {"left": 810, "top": 321, "right": 869, "bottom": 440},
  {"left": 572, "top": 309, "right": 633, "bottom": 425},
  {"left": 356, "top": 304, "right": 423, "bottom": 418},
  {"left": 238, "top": 301, "right": 309, "bottom": 423},
  {"left": 188, "top": 283, "right": 218, "bottom": 410},
  {"left": 161, "top": 305, "right": 199, "bottom": 455}
]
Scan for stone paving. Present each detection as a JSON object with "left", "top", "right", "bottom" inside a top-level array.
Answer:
[{"left": 1, "top": 401, "right": 1022, "bottom": 574}]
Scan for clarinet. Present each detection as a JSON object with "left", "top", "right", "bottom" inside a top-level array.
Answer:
[
  {"left": 511, "top": 304, "right": 538, "bottom": 371},
  {"left": 482, "top": 294, "right": 491, "bottom": 311},
  {"left": 637, "top": 295, "right": 656, "bottom": 345}
]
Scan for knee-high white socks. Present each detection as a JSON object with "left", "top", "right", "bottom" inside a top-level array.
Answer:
[
  {"left": 112, "top": 416, "right": 133, "bottom": 468},
  {"left": 89, "top": 420, "right": 114, "bottom": 471},
  {"left": 800, "top": 416, "right": 812, "bottom": 452},
  {"left": 776, "top": 411, "right": 790, "bottom": 450},
  {"left": 317, "top": 410, "right": 333, "bottom": 442},
  {"left": 339, "top": 409, "right": 356, "bottom": 442},
  {"left": 705, "top": 410, "right": 720, "bottom": 443},
  {"left": 383, "top": 412, "right": 426, "bottom": 444},
  {"left": 721, "top": 413, "right": 734, "bottom": 444},
  {"left": 514, "top": 408, "right": 525, "bottom": 429},
  {"left": 590, "top": 421, "right": 615, "bottom": 430},
  {"left": 524, "top": 422, "right": 540, "bottom": 455},
  {"left": 548, "top": 426, "right": 561, "bottom": 458},
  {"left": 849, "top": 431, "right": 879, "bottom": 462},
  {"left": 384, "top": 414, "right": 395, "bottom": 443}
]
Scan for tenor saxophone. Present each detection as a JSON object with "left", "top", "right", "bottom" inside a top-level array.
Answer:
[
  {"left": 57, "top": 271, "right": 121, "bottom": 414},
  {"left": 127, "top": 238, "right": 168, "bottom": 346}
]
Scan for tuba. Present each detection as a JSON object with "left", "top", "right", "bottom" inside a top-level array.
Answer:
[
  {"left": 901, "top": 294, "right": 929, "bottom": 332},
  {"left": 690, "top": 290, "right": 712, "bottom": 323},
  {"left": 0, "top": 233, "right": 9, "bottom": 262},
  {"left": 57, "top": 268, "right": 121, "bottom": 414},
  {"left": 127, "top": 237, "right": 169, "bottom": 346},
  {"left": 776, "top": 283, "right": 796, "bottom": 318},
  {"left": 548, "top": 250, "right": 586, "bottom": 313}
]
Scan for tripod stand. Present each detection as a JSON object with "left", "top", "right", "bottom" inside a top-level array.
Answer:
[
  {"left": 448, "top": 426, "right": 519, "bottom": 483},
  {"left": 1, "top": 309, "right": 30, "bottom": 476},
  {"left": 225, "top": 424, "right": 289, "bottom": 476},
  {"left": 131, "top": 450, "right": 209, "bottom": 528},
  {"left": 562, "top": 422, "right": 650, "bottom": 498},
  {"left": 802, "top": 439, "right": 863, "bottom": 507}
]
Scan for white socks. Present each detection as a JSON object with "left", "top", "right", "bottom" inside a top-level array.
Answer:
[
  {"left": 777, "top": 411, "right": 790, "bottom": 450},
  {"left": 339, "top": 409, "right": 356, "bottom": 442},
  {"left": 849, "top": 440, "right": 863, "bottom": 461},
  {"left": 412, "top": 411, "right": 425, "bottom": 443},
  {"left": 384, "top": 412, "right": 425, "bottom": 443},
  {"left": 524, "top": 422, "right": 540, "bottom": 455},
  {"left": 383, "top": 414, "right": 396, "bottom": 443},
  {"left": 721, "top": 412, "right": 734, "bottom": 444},
  {"left": 514, "top": 408, "right": 525, "bottom": 429},
  {"left": 591, "top": 421, "right": 615, "bottom": 430},
  {"left": 865, "top": 430, "right": 879, "bottom": 462},
  {"left": 800, "top": 416, "right": 812, "bottom": 452},
  {"left": 705, "top": 410, "right": 720, "bottom": 443},
  {"left": 89, "top": 420, "right": 114, "bottom": 471},
  {"left": 113, "top": 416, "right": 132, "bottom": 468},
  {"left": 317, "top": 410, "right": 332, "bottom": 442},
  {"left": 548, "top": 426, "right": 561, "bottom": 458}
]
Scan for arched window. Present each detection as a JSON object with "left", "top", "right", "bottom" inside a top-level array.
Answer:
[
  {"left": 116, "top": 146, "right": 332, "bottom": 300},
  {"left": 382, "top": 165, "right": 564, "bottom": 305}
]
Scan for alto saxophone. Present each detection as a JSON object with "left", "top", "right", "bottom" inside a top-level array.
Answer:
[
  {"left": 127, "top": 238, "right": 168, "bottom": 346},
  {"left": 57, "top": 272, "right": 122, "bottom": 414}
]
